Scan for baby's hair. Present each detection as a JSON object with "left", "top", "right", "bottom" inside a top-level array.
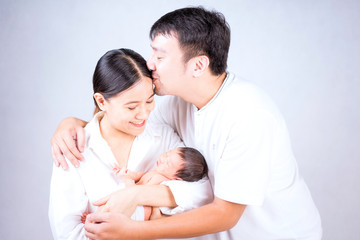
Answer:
[{"left": 176, "top": 147, "right": 208, "bottom": 182}]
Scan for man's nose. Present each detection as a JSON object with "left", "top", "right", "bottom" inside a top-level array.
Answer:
[{"left": 147, "top": 55, "right": 155, "bottom": 71}]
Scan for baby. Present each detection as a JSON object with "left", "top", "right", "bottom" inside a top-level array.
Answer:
[
  {"left": 81, "top": 147, "right": 208, "bottom": 222},
  {"left": 114, "top": 147, "right": 208, "bottom": 185}
]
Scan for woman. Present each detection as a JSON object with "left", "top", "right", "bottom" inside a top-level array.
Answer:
[{"left": 48, "top": 49, "right": 186, "bottom": 239}]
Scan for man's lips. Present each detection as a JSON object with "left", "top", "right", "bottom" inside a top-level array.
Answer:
[
  {"left": 152, "top": 77, "right": 160, "bottom": 85},
  {"left": 152, "top": 73, "right": 159, "bottom": 81}
]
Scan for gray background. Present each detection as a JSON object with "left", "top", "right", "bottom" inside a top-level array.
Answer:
[{"left": 1, "top": 0, "right": 359, "bottom": 239}]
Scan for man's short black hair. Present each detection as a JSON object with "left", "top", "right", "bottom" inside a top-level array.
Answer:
[{"left": 150, "top": 7, "right": 231, "bottom": 75}]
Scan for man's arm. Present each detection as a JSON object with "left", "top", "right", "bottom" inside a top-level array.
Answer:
[
  {"left": 85, "top": 196, "right": 245, "bottom": 240},
  {"left": 51, "top": 117, "right": 88, "bottom": 170}
]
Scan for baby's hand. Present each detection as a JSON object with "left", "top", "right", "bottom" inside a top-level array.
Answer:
[
  {"left": 113, "top": 165, "right": 129, "bottom": 177},
  {"left": 113, "top": 164, "right": 145, "bottom": 183},
  {"left": 113, "top": 165, "right": 135, "bottom": 186},
  {"left": 81, "top": 212, "right": 89, "bottom": 224}
]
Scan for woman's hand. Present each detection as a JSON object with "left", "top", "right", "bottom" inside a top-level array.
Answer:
[
  {"left": 94, "top": 186, "right": 140, "bottom": 217},
  {"left": 51, "top": 117, "right": 87, "bottom": 170}
]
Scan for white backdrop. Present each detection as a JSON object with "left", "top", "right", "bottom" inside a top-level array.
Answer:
[{"left": 0, "top": 0, "right": 359, "bottom": 239}]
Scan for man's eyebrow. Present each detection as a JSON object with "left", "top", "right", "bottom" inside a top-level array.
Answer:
[
  {"left": 124, "top": 93, "right": 155, "bottom": 105},
  {"left": 150, "top": 45, "right": 166, "bottom": 53}
]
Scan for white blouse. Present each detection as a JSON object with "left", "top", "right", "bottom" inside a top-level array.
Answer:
[{"left": 49, "top": 112, "right": 186, "bottom": 240}]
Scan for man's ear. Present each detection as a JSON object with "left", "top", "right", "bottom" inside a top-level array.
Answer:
[
  {"left": 93, "top": 93, "right": 106, "bottom": 111},
  {"left": 192, "top": 55, "right": 210, "bottom": 77}
]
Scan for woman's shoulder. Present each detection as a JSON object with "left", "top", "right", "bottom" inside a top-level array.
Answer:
[{"left": 83, "top": 112, "right": 104, "bottom": 148}]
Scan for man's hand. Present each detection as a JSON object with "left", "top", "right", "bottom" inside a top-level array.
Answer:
[
  {"left": 85, "top": 212, "right": 139, "bottom": 240},
  {"left": 51, "top": 117, "right": 87, "bottom": 170}
]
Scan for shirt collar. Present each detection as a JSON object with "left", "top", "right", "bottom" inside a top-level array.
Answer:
[
  {"left": 85, "top": 112, "right": 162, "bottom": 170},
  {"left": 85, "top": 112, "right": 118, "bottom": 167}
]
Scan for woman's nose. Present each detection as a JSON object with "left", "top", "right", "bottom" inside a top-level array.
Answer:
[{"left": 136, "top": 106, "right": 149, "bottom": 119}]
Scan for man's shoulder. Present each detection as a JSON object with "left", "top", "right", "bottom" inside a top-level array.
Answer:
[
  {"left": 144, "top": 120, "right": 176, "bottom": 137},
  {"left": 150, "top": 95, "right": 192, "bottom": 127},
  {"left": 223, "top": 73, "right": 275, "bottom": 108},
  {"left": 155, "top": 95, "right": 189, "bottom": 108}
]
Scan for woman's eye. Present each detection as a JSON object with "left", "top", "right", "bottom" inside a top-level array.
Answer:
[
  {"left": 147, "top": 99, "right": 154, "bottom": 104},
  {"left": 128, "top": 107, "right": 136, "bottom": 110}
]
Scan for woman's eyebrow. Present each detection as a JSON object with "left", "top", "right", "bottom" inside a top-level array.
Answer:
[
  {"left": 124, "top": 100, "right": 140, "bottom": 105},
  {"left": 124, "top": 93, "right": 155, "bottom": 105},
  {"left": 148, "top": 93, "right": 155, "bottom": 99}
]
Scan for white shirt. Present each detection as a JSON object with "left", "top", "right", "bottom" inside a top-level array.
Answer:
[
  {"left": 150, "top": 73, "right": 322, "bottom": 240},
  {"left": 49, "top": 112, "right": 189, "bottom": 240}
]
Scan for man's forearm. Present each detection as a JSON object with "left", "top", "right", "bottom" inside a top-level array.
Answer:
[
  {"left": 69, "top": 117, "right": 88, "bottom": 128},
  {"left": 130, "top": 197, "right": 245, "bottom": 239}
]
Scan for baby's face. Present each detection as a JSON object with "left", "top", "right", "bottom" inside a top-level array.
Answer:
[{"left": 154, "top": 148, "right": 184, "bottom": 180}]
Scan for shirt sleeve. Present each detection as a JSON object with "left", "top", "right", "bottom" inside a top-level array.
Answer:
[
  {"left": 49, "top": 162, "right": 89, "bottom": 240},
  {"left": 149, "top": 95, "right": 181, "bottom": 131},
  {"left": 160, "top": 178, "right": 213, "bottom": 215},
  {"left": 214, "top": 110, "right": 275, "bottom": 206},
  {"left": 162, "top": 123, "right": 185, "bottom": 150},
  {"left": 148, "top": 95, "right": 171, "bottom": 125},
  {"left": 130, "top": 206, "right": 145, "bottom": 221}
]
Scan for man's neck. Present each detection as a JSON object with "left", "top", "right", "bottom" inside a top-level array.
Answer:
[{"left": 182, "top": 72, "right": 227, "bottom": 110}]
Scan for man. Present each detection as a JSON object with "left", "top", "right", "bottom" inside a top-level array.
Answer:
[{"left": 51, "top": 7, "right": 322, "bottom": 239}]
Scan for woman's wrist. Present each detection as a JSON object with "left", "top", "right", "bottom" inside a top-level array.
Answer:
[
  {"left": 129, "top": 185, "right": 145, "bottom": 205},
  {"left": 132, "top": 184, "right": 177, "bottom": 207}
]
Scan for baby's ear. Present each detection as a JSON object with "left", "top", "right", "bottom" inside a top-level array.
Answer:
[{"left": 176, "top": 177, "right": 183, "bottom": 181}]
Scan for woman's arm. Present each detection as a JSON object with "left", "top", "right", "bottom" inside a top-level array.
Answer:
[
  {"left": 51, "top": 117, "right": 88, "bottom": 170},
  {"left": 93, "top": 184, "right": 177, "bottom": 213},
  {"left": 49, "top": 161, "right": 89, "bottom": 240},
  {"left": 94, "top": 177, "right": 212, "bottom": 216}
]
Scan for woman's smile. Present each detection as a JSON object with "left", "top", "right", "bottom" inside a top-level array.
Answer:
[{"left": 130, "top": 120, "right": 146, "bottom": 127}]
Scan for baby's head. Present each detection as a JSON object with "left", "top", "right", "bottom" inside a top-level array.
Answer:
[{"left": 155, "top": 147, "right": 208, "bottom": 182}]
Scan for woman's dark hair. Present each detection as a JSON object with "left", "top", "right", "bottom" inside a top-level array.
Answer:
[
  {"left": 176, "top": 147, "right": 208, "bottom": 182},
  {"left": 150, "top": 7, "right": 230, "bottom": 75},
  {"left": 92, "top": 48, "right": 151, "bottom": 110}
]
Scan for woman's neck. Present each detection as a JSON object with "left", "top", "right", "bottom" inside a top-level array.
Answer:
[{"left": 99, "top": 114, "right": 135, "bottom": 168}]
